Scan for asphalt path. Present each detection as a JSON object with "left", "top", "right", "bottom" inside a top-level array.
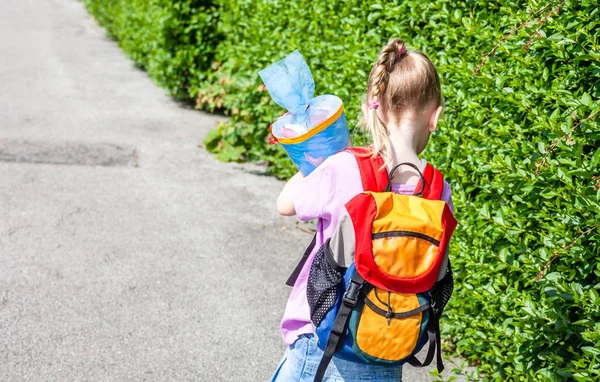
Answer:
[{"left": 0, "top": 1, "right": 466, "bottom": 380}]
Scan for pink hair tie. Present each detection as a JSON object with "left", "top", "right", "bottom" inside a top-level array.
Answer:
[
  {"left": 399, "top": 44, "right": 407, "bottom": 56},
  {"left": 369, "top": 100, "right": 380, "bottom": 110}
]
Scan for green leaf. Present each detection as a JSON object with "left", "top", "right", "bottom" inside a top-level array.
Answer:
[
  {"left": 591, "top": 148, "right": 600, "bottom": 168},
  {"left": 581, "top": 93, "right": 591, "bottom": 106},
  {"left": 479, "top": 203, "right": 490, "bottom": 219},
  {"left": 216, "top": 142, "right": 244, "bottom": 162},
  {"left": 540, "top": 189, "right": 557, "bottom": 199},
  {"left": 203, "top": 126, "right": 223, "bottom": 152},
  {"left": 581, "top": 347, "right": 600, "bottom": 356},
  {"left": 573, "top": 54, "right": 596, "bottom": 63}
]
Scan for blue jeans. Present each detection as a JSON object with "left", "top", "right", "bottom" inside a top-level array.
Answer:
[{"left": 270, "top": 335, "right": 403, "bottom": 381}]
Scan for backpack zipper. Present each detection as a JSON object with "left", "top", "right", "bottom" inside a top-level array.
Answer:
[
  {"left": 372, "top": 231, "right": 440, "bottom": 247},
  {"left": 365, "top": 290, "right": 431, "bottom": 321}
]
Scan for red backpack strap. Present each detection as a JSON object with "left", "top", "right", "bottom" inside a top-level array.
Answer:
[
  {"left": 347, "top": 147, "right": 388, "bottom": 192},
  {"left": 349, "top": 147, "right": 445, "bottom": 199},
  {"left": 416, "top": 163, "right": 444, "bottom": 200}
]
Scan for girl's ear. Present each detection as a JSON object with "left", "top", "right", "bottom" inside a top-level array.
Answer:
[{"left": 429, "top": 106, "right": 443, "bottom": 132}]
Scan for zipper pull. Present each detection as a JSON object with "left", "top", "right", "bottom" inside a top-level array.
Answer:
[{"left": 386, "top": 291, "right": 392, "bottom": 326}]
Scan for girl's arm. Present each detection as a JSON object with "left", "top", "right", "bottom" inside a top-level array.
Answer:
[{"left": 277, "top": 172, "right": 305, "bottom": 216}]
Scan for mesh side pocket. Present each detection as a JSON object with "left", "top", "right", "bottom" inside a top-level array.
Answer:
[
  {"left": 436, "top": 260, "right": 454, "bottom": 312},
  {"left": 307, "top": 242, "right": 345, "bottom": 326}
]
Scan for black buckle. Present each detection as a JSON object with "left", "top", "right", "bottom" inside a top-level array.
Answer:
[
  {"left": 343, "top": 280, "right": 363, "bottom": 307},
  {"left": 429, "top": 287, "right": 442, "bottom": 316}
]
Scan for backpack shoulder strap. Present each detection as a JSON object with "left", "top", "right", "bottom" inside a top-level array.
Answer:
[
  {"left": 347, "top": 147, "right": 388, "bottom": 192},
  {"left": 314, "top": 272, "right": 365, "bottom": 382},
  {"left": 349, "top": 148, "right": 446, "bottom": 199},
  {"left": 416, "top": 163, "right": 445, "bottom": 200},
  {"left": 284, "top": 234, "right": 316, "bottom": 287}
]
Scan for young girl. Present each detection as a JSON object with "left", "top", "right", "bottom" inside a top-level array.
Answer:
[{"left": 273, "top": 38, "right": 454, "bottom": 382}]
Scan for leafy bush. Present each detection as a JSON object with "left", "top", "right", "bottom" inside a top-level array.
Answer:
[
  {"left": 83, "top": 0, "right": 219, "bottom": 101},
  {"left": 85, "top": 0, "right": 600, "bottom": 379}
]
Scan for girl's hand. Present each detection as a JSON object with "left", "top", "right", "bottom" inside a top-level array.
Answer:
[{"left": 277, "top": 172, "right": 305, "bottom": 216}]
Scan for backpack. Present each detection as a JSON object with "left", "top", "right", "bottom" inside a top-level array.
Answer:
[{"left": 286, "top": 147, "right": 457, "bottom": 382}]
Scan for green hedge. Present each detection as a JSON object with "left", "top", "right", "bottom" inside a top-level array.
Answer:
[
  {"left": 83, "top": 0, "right": 219, "bottom": 101},
  {"left": 84, "top": 0, "right": 600, "bottom": 380}
]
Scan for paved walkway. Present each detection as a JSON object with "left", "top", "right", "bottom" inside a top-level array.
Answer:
[{"left": 0, "top": 1, "right": 465, "bottom": 380}]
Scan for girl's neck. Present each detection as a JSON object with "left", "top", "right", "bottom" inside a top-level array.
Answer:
[
  {"left": 385, "top": 121, "right": 427, "bottom": 184},
  {"left": 387, "top": 125, "right": 422, "bottom": 165}
]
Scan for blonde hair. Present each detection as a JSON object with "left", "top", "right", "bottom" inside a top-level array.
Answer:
[{"left": 362, "top": 38, "right": 442, "bottom": 166}]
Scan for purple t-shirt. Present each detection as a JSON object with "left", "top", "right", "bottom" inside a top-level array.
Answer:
[{"left": 280, "top": 151, "right": 454, "bottom": 345}]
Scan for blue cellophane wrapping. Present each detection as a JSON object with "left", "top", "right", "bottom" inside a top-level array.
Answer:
[{"left": 259, "top": 50, "right": 350, "bottom": 175}]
